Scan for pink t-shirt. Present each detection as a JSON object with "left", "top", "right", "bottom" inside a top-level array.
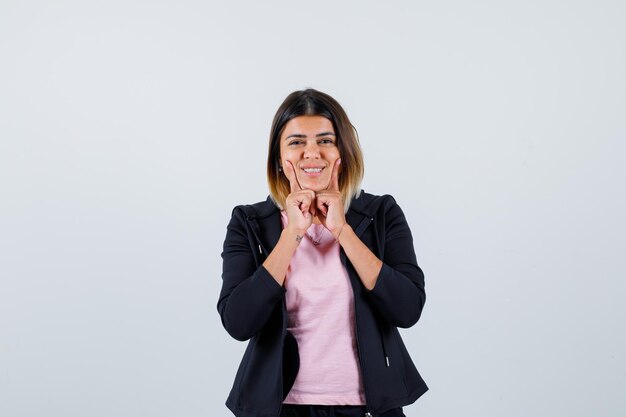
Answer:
[{"left": 280, "top": 211, "right": 366, "bottom": 405}]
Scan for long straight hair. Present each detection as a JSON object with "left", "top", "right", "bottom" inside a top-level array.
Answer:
[{"left": 266, "top": 89, "right": 364, "bottom": 213}]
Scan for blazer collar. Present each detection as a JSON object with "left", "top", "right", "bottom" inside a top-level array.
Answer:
[
  {"left": 247, "top": 191, "right": 376, "bottom": 219},
  {"left": 246, "top": 191, "right": 376, "bottom": 253}
]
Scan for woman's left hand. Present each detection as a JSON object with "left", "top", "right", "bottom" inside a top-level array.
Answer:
[{"left": 316, "top": 158, "right": 346, "bottom": 239}]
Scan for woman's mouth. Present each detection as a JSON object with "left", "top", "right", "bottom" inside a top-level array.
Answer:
[{"left": 301, "top": 167, "right": 325, "bottom": 177}]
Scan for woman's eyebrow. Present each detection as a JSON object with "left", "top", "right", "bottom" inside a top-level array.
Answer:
[
  {"left": 285, "top": 134, "right": 306, "bottom": 140},
  {"left": 285, "top": 132, "right": 335, "bottom": 140}
]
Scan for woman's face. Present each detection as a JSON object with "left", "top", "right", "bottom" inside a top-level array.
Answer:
[{"left": 279, "top": 115, "right": 340, "bottom": 192}]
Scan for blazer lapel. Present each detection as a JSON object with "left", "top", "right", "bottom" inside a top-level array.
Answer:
[{"left": 257, "top": 211, "right": 282, "bottom": 254}]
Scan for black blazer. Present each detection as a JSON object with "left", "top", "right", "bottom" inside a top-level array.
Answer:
[{"left": 218, "top": 191, "right": 428, "bottom": 417}]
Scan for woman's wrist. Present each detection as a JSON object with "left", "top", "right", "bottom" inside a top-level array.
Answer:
[
  {"left": 283, "top": 226, "right": 305, "bottom": 244},
  {"left": 334, "top": 223, "right": 351, "bottom": 243}
]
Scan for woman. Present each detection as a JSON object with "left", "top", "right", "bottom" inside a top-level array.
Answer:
[{"left": 218, "top": 89, "right": 428, "bottom": 417}]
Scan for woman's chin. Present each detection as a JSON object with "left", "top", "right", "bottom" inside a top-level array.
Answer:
[
  {"left": 302, "top": 182, "right": 328, "bottom": 192},
  {"left": 301, "top": 178, "right": 329, "bottom": 192}
]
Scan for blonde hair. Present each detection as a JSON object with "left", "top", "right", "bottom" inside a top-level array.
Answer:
[{"left": 266, "top": 89, "right": 364, "bottom": 213}]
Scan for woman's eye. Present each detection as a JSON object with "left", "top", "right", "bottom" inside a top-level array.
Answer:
[
  {"left": 288, "top": 140, "right": 303, "bottom": 146},
  {"left": 319, "top": 138, "right": 335, "bottom": 144}
]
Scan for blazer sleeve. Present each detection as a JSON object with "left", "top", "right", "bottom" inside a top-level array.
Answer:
[
  {"left": 217, "top": 206, "right": 285, "bottom": 341},
  {"left": 364, "top": 196, "right": 426, "bottom": 328}
]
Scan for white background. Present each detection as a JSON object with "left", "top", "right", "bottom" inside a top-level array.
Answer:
[{"left": 1, "top": 1, "right": 625, "bottom": 416}]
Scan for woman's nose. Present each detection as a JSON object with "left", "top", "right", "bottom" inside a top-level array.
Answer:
[{"left": 303, "top": 142, "right": 321, "bottom": 158}]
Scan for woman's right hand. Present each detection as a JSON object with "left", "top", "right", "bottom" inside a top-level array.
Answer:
[{"left": 283, "top": 160, "right": 314, "bottom": 236}]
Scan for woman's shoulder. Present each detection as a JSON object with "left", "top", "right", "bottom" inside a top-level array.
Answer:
[
  {"left": 349, "top": 190, "right": 400, "bottom": 215},
  {"left": 230, "top": 195, "right": 280, "bottom": 219}
]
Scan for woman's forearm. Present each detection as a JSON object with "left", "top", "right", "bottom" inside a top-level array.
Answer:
[
  {"left": 262, "top": 227, "right": 302, "bottom": 285},
  {"left": 337, "top": 224, "right": 383, "bottom": 290}
]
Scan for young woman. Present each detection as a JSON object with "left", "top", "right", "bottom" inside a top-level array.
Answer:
[{"left": 218, "top": 89, "right": 428, "bottom": 417}]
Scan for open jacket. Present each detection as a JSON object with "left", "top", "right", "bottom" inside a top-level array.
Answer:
[{"left": 218, "top": 191, "right": 428, "bottom": 417}]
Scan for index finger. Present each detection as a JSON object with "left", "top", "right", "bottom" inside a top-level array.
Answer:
[
  {"left": 284, "top": 160, "right": 303, "bottom": 192},
  {"left": 325, "top": 158, "right": 341, "bottom": 191}
]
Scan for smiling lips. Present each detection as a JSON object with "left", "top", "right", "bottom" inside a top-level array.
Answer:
[{"left": 301, "top": 166, "right": 325, "bottom": 177}]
